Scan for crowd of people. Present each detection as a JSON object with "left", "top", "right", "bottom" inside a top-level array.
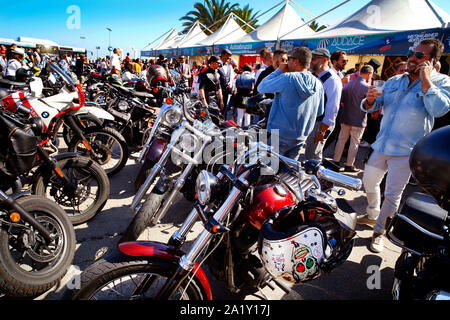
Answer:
[
  {"left": 160, "top": 38, "right": 449, "bottom": 254},
  {"left": 1, "top": 39, "right": 449, "bottom": 255}
]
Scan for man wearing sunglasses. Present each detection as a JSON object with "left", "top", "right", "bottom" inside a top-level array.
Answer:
[
  {"left": 358, "top": 38, "right": 450, "bottom": 254},
  {"left": 258, "top": 47, "right": 324, "bottom": 161}
]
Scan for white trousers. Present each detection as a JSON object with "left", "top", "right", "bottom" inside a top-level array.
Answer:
[
  {"left": 236, "top": 108, "right": 251, "bottom": 127},
  {"left": 362, "top": 151, "right": 411, "bottom": 235}
]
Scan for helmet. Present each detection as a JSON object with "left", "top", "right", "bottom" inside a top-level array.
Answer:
[
  {"left": 409, "top": 125, "right": 450, "bottom": 210},
  {"left": 15, "top": 68, "right": 29, "bottom": 82},
  {"left": 11, "top": 48, "right": 25, "bottom": 57},
  {"left": 259, "top": 205, "right": 327, "bottom": 284},
  {"left": 109, "top": 74, "right": 123, "bottom": 86},
  {"left": 135, "top": 80, "right": 148, "bottom": 92},
  {"left": 147, "top": 64, "right": 169, "bottom": 87}
]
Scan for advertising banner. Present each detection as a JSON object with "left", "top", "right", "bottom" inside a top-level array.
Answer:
[{"left": 279, "top": 27, "right": 448, "bottom": 55}]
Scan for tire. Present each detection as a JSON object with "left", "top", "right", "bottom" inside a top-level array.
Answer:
[
  {"left": 68, "top": 126, "right": 129, "bottom": 177},
  {"left": 134, "top": 158, "right": 155, "bottom": 193},
  {"left": 119, "top": 188, "right": 167, "bottom": 243},
  {"left": 72, "top": 255, "right": 205, "bottom": 300},
  {"left": 62, "top": 113, "right": 103, "bottom": 146},
  {"left": 33, "top": 156, "right": 110, "bottom": 225},
  {"left": 0, "top": 196, "right": 75, "bottom": 298}
]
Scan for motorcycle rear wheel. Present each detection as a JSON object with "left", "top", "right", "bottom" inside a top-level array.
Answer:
[
  {"left": 0, "top": 196, "right": 75, "bottom": 298},
  {"left": 72, "top": 256, "right": 205, "bottom": 300},
  {"left": 68, "top": 126, "right": 129, "bottom": 177}
]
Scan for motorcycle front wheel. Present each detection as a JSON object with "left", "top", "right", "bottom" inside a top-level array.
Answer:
[
  {"left": 33, "top": 156, "right": 110, "bottom": 225},
  {"left": 72, "top": 256, "right": 205, "bottom": 300},
  {"left": 119, "top": 187, "right": 168, "bottom": 243},
  {"left": 0, "top": 196, "right": 75, "bottom": 298},
  {"left": 68, "top": 126, "right": 129, "bottom": 177}
]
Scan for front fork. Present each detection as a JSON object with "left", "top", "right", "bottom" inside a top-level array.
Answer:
[
  {"left": 130, "top": 127, "right": 186, "bottom": 211},
  {"left": 36, "top": 146, "right": 77, "bottom": 197},
  {"left": 151, "top": 139, "right": 211, "bottom": 225},
  {"left": 64, "top": 114, "right": 94, "bottom": 158},
  {"left": 155, "top": 168, "right": 252, "bottom": 300},
  {"left": 0, "top": 190, "right": 54, "bottom": 243}
]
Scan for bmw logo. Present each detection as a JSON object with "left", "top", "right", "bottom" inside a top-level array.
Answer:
[{"left": 41, "top": 112, "right": 49, "bottom": 118}]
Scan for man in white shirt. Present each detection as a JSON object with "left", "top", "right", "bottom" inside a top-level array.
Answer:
[
  {"left": 109, "top": 48, "right": 122, "bottom": 75},
  {"left": 4, "top": 48, "right": 25, "bottom": 80},
  {"left": 303, "top": 48, "right": 343, "bottom": 162},
  {"left": 254, "top": 48, "right": 268, "bottom": 84},
  {"left": 330, "top": 50, "right": 348, "bottom": 80},
  {"left": 218, "top": 49, "right": 235, "bottom": 115}
]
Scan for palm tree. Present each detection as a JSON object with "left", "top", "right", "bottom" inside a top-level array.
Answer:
[
  {"left": 233, "top": 4, "right": 259, "bottom": 33},
  {"left": 309, "top": 20, "right": 327, "bottom": 32},
  {"left": 179, "top": 0, "right": 239, "bottom": 35}
]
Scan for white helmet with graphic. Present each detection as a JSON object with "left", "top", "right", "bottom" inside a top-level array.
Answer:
[{"left": 258, "top": 205, "right": 327, "bottom": 283}]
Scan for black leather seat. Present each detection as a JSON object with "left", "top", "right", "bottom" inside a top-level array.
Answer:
[
  {"left": 0, "top": 78, "right": 27, "bottom": 88},
  {"left": 401, "top": 192, "right": 448, "bottom": 236}
]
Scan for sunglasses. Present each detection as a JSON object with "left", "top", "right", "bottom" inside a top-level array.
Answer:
[{"left": 407, "top": 51, "right": 429, "bottom": 60}]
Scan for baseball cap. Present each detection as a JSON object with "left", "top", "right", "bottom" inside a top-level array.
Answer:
[{"left": 311, "top": 48, "right": 330, "bottom": 59}]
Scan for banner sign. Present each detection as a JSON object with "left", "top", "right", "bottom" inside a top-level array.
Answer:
[
  {"left": 279, "top": 27, "right": 448, "bottom": 55},
  {"left": 145, "top": 27, "right": 449, "bottom": 58}
]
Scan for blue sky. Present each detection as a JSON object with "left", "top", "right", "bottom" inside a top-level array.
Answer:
[{"left": 1, "top": 0, "right": 449, "bottom": 58}]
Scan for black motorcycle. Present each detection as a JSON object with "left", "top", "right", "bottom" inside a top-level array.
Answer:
[{"left": 386, "top": 126, "right": 450, "bottom": 300}]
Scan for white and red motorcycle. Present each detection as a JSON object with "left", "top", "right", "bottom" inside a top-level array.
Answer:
[{"left": 0, "top": 61, "right": 128, "bottom": 177}]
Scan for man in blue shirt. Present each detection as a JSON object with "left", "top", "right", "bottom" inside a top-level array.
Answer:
[
  {"left": 258, "top": 47, "right": 324, "bottom": 161},
  {"left": 357, "top": 38, "right": 450, "bottom": 253}
]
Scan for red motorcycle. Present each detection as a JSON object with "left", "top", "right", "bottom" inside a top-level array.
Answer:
[{"left": 73, "top": 142, "right": 361, "bottom": 300}]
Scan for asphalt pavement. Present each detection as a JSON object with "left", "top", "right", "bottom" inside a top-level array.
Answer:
[{"left": 34, "top": 139, "right": 420, "bottom": 301}]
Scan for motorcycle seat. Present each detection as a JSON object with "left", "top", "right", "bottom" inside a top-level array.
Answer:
[
  {"left": 0, "top": 78, "right": 28, "bottom": 88},
  {"left": 132, "top": 91, "right": 154, "bottom": 99},
  {"left": 401, "top": 192, "right": 448, "bottom": 236}
]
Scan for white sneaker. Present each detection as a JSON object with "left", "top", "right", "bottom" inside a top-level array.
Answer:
[{"left": 370, "top": 233, "right": 384, "bottom": 253}]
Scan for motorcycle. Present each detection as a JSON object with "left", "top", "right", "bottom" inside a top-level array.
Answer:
[
  {"left": 121, "top": 93, "right": 246, "bottom": 242},
  {"left": 73, "top": 141, "right": 362, "bottom": 300},
  {"left": 0, "top": 106, "right": 110, "bottom": 225},
  {"left": 0, "top": 110, "right": 76, "bottom": 297},
  {"left": 0, "top": 61, "right": 129, "bottom": 177},
  {"left": 386, "top": 126, "right": 450, "bottom": 300}
]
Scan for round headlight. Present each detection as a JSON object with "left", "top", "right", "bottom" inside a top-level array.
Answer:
[
  {"left": 179, "top": 133, "right": 200, "bottom": 153},
  {"left": 195, "top": 170, "right": 218, "bottom": 205},
  {"left": 164, "top": 106, "right": 183, "bottom": 126},
  {"left": 118, "top": 100, "right": 128, "bottom": 111}
]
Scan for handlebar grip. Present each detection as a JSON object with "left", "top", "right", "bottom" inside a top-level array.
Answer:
[{"left": 317, "top": 167, "right": 362, "bottom": 190}]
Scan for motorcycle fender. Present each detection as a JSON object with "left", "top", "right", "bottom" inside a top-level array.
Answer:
[
  {"left": 146, "top": 138, "right": 167, "bottom": 163},
  {"left": 118, "top": 241, "right": 212, "bottom": 300},
  {"left": 76, "top": 106, "right": 115, "bottom": 121}
]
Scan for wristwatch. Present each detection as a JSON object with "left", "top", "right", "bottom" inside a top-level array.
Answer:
[{"left": 318, "top": 130, "right": 325, "bottom": 136}]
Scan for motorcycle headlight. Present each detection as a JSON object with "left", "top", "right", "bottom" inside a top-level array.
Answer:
[
  {"left": 179, "top": 133, "right": 200, "bottom": 153},
  {"left": 118, "top": 100, "right": 129, "bottom": 111},
  {"left": 163, "top": 106, "right": 183, "bottom": 126},
  {"left": 195, "top": 170, "right": 219, "bottom": 205}
]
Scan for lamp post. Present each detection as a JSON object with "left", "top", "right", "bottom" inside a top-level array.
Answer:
[{"left": 106, "top": 28, "right": 112, "bottom": 48}]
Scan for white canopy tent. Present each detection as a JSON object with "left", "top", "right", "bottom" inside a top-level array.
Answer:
[
  {"left": 293, "top": 0, "right": 450, "bottom": 39},
  {"left": 195, "top": 13, "right": 248, "bottom": 46},
  {"left": 169, "top": 21, "right": 208, "bottom": 49},
  {"left": 236, "top": 0, "right": 316, "bottom": 43},
  {"left": 153, "top": 28, "right": 181, "bottom": 51}
]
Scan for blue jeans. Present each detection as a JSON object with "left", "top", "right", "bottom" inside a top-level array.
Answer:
[{"left": 270, "top": 134, "right": 305, "bottom": 161}]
